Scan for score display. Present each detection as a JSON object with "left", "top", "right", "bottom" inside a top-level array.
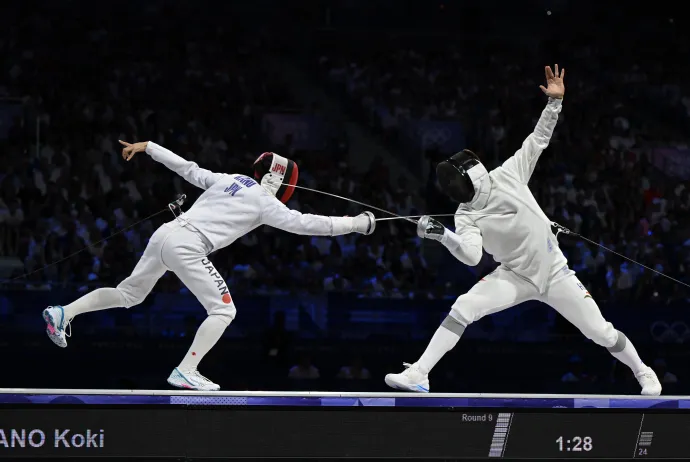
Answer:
[{"left": 1, "top": 406, "right": 689, "bottom": 459}]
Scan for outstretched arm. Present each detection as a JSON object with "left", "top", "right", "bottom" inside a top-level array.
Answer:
[
  {"left": 260, "top": 196, "right": 375, "bottom": 236},
  {"left": 119, "top": 140, "right": 222, "bottom": 190},
  {"left": 502, "top": 65, "right": 565, "bottom": 184}
]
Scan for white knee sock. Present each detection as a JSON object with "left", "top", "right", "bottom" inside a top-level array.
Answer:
[
  {"left": 178, "top": 315, "right": 231, "bottom": 372},
  {"left": 608, "top": 331, "right": 645, "bottom": 375},
  {"left": 63, "top": 288, "right": 125, "bottom": 320},
  {"left": 417, "top": 316, "right": 465, "bottom": 375}
]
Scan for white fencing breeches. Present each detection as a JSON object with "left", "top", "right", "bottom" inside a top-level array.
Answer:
[
  {"left": 116, "top": 221, "right": 237, "bottom": 319},
  {"left": 448, "top": 265, "right": 618, "bottom": 348}
]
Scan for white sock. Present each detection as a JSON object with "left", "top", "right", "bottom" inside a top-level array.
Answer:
[
  {"left": 63, "top": 288, "right": 125, "bottom": 320},
  {"left": 178, "top": 315, "right": 231, "bottom": 372},
  {"left": 608, "top": 331, "right": 645, "bottom": 375},
  {"left": 417, "top": 316, "right": 464, "bottom": 375}
]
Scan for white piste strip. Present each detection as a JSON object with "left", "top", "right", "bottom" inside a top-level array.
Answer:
[{"left": 0, "top": 389, "right": 686, "bottom": 400}]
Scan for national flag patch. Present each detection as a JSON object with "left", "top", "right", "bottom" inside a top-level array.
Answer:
[{"left": 577, "top": 281, "right": 592, "bottom": 299}]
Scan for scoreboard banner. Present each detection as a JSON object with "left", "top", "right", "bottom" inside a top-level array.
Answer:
[{"left": 1, "top": 405, "right": 689, "bottom": 459}]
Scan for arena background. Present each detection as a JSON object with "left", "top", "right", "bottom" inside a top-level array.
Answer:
[{"left": 1, "top": 0, "right": 689, "bottom": 397}]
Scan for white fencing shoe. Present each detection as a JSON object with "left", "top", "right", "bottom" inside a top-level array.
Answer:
[
  {"left": 636, "top": 367, "right": 662, "bottom": 396},
  {"left": 384, "top": 362, "right": 430, "bottom": 393},
  {"left": 43, "top": 306, "right": 71, "bottom": 348},
  {"left": 167, "top": 367, "right": 220, "bottom": 391}
]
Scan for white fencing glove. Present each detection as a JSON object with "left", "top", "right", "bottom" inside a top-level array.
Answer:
[
  {"left": 417, "top": 215, "right": 446, "bottom": 241},
  {"left": 353, "top": 211, "right": 376, "bottom": 235}
]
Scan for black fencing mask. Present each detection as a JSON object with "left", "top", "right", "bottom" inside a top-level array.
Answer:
[{"left": 436, "top": 150, "right": 480, "bottom": 203}]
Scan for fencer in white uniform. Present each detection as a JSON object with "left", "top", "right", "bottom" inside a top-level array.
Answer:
[
  {"left": 43, "top": 141, "right": 375, "bottom": 391},
  {"left": 385, "top": 65, "right": 662, "bottom": 395}
]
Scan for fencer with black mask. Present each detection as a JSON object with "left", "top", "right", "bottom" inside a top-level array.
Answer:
[{"left": 385, "top": 65, "right": 662, "bottom": 395}]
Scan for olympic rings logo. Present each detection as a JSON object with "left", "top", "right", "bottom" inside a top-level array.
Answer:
[
  {"left": 419, "top": 127, "right": 453, "bottom": 147},
  {"left": 650, "top": 321, "right": 690, "bottom": 343}
]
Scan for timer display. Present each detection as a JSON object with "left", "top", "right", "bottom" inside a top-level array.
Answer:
[
  {"left": 556, "top": 436, "right": 593, "bottom": 452},
  {"left": 504, "top": 412, "right": 641, "bottom": 458}
]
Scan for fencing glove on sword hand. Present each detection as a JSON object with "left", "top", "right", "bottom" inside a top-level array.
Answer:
[
  {"left": 417, "top": 215, "right": 446, "bottom": 242},
  {"left": 352, "top": 211, "right": 376, "bottom": 235}
]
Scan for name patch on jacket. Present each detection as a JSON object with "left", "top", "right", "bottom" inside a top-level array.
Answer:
[{"left": 225, "top": 175, "right": 257, "bottom": 196}]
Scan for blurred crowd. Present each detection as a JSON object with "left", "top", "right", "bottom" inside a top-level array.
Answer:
[
  {"left": 1, "top": 2, "right": 690, "bottom": 306},
  {"left": 0, "top": 4, "right": 440, "bottom": 300},
  {"left": 0, "top": 5, "right": 285, "bottom": 290}
]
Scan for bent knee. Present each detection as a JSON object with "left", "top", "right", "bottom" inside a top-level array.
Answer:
[
  {"left": 605, "top": 330, "right": 628, "bottom": 352},
  {"left": 115, "top": 284, "right": 146, "bottom": 309},
  {"left": 584, "top": 322, "right": 618, "bottom": 348},
  {"left": 210, "top": 312, "right": 235, "bottom": 327},
  {"left": 450, "top": 298, "right": 476, "bottom": 326},
  {"left": 207, "top": 302, "right": 237, "bottom": 320}
]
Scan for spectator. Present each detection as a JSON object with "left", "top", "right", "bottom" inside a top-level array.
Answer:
[
  {"left": 561, "top": 355, "right": 597, "bottom": 384},
  {"left": 288, "top": 355, "right": 320, "bottom": 380},
  {"left": 337, "top": 357, "right": 371, "bottom": 380}
]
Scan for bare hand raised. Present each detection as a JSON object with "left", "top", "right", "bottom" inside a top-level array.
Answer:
[{"left": 539, "top": 64, "right": 565, "bottom": 99}]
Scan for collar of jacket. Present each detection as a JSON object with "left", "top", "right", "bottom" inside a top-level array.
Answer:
[
  {"left": 467, "top": 163, "right": 491, "bottom": 210},
  {"left": 261, "top": 172, "right": 282, "bottom": 197}
]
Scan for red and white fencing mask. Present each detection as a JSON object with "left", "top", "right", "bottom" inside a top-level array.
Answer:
[{"left": 253, "top": 152, "right": 299, "bottom": 204}]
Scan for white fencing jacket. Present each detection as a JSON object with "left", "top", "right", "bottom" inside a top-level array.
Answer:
[
  {"left": 145, "top": 142, "right": 358, "bottom": 252},
  {"left": 441, "top": 98, "right": 567, "bottom": 294}
]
